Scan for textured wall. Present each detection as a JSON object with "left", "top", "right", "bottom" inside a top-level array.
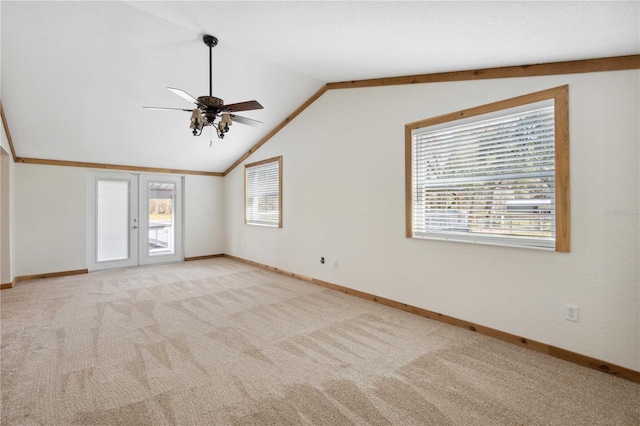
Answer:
[
  {"left": 14, "top": 164, "right": 87, "bottom": 276},
  {"left": 224, "top": 71, "right": 640, "bottom": 370},
  {"left": 184, "top": 174, "right": 225, "bottom": 257}
]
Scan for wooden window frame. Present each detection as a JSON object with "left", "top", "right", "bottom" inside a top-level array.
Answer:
[
  {"left": 244, "top": 156, "right": 283, "bottom": 228},
  {"left": 405, "top": 85, "right": 570, "bottom": 252}
]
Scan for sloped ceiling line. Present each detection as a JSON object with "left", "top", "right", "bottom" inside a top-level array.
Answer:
[
  {"left": 222, "top": 84, "right": 329, "bottom": 176},
  {"left": 15, "top": 157, "right": 223, "bottom": 177},
  {"left": 4, "top": 55, "right": 640, "bottom": 177},
  {"left": 326, "top": 54, "right": 640, "bottom": 90},
  {"left": 224, "top": 54, "right": 640, "bottom": 176}
]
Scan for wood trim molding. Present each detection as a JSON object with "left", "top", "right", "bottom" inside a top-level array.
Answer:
[
  {"left": 405, "top": 85, "right": 570, "bottom": 252},
  {"left": 244, "top": 156, "right": 283, "bottom": 228},
  {"left": 244, "top": 156, "right": 283, "bottom": 169},
  {"left": 223, "top": 54, "right": 639, "bottom": 176},
  {"left": 223, "top": 254, "right": 640, "bottom": 384},
  {"left": 2, "top": 99, "right": 221, "bottom": 176},
  {"left": 0, "top": 101, "right": 18, "bottom": 162},
  {"left": 184, "top": 254, "right": 224, "bottom": 261},
  {"left": 328, "top": 55, "right": 640, "bottom": 90},
  {"left": 15, "top": 268, "right": 88, "bottom": 282},
  {"left": 223, "top": 85, "right": 329, "bottom": 176},
  {"left": 0, "top": 278, "right": 16, "bottom": 290},
  {"left": 15, "top": 157, "right": 223, "bottom": 177},
  {"left": 8, "top": 255, "right": 640, "bottom": 383},
  {"left": 405, "top": 85, "right": 568, "bottom": 130},
  {"left": 554, "top": 86, "right": 571, "bottom": 252},
  {"left": 404, "top": 125, "right": 414, "bottom": 238},
  {"left": 5, "top": 55, "right": 639, "bottom": 177}
]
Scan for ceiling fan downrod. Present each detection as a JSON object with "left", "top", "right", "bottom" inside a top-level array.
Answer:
[{"left": 203, "top": 34, "right": 218, "bottom": 98}]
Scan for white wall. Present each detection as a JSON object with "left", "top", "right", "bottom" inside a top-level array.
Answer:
[
  {"left": 184, "top": 174, "right": 225, "bottom": 257},
  {"left": 15, "top": 164, "right": 225, "bottom": 275},
  {"left": 15, "top": 164, "right": 87, "bottom": 275},
  {"left": 224, "top": 70, "right": 640, "bottom": 371}
]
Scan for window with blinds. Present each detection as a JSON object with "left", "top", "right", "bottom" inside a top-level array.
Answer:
[
  {"left": 245, "top": 156, "right": 282, "bottom": 227},
  {"left": 405, "top": 86, "right": 570, "bottom": 251}
]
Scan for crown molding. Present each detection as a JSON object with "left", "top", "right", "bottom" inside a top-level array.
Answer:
[
  {"left": 4, "top": 55, "right": 639, "bottom": 175},
  {"left": 328, "top": 54, "right": 640, "bottom": 90},
  {"left": 14, "top": 157, "right": 223, "bottom": 177},
  {"left": 224, "top": 54, "right": 639, "bottom": 175}
]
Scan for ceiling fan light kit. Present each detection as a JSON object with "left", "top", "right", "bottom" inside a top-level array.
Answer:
[{"left": 144, "top": 34, "right": 263, "bottom": 140}]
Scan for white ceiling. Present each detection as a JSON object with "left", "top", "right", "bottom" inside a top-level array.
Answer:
[{"left": 2, "top": 1, "right": 639, "bottom": 173}]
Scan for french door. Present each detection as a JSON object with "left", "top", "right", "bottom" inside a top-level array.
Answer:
[
  {"left": 138, "top": 174, "right": 182, "bottom": 266},
  {"left": 88, "top": 172, "right": 182, "bottom": 271}
]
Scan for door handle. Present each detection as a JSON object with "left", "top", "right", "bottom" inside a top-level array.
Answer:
[{"left": 132, "top": 225, "right": 138, "bottom": 229}]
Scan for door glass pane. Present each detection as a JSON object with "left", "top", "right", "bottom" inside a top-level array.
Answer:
[
  {"left": 148, "top": 181, "right": 175, "bottom": 256},
  {"left": 96, "top": 180, "right": 129, "bottom": 262}
]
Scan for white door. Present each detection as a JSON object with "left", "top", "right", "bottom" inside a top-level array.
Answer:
[
  {"left": 138, "top": 174, "right": 183, "bottom": 265},
  {"left": 88, "top": 172, "right": 183, "bottom": 271},
  {"left": 88, "top": 172, "right": 139, "bottom": 271}
]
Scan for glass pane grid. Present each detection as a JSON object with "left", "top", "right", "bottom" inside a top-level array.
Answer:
[{"left": 148, "top": 182, "right": 175, "bottom": 256}]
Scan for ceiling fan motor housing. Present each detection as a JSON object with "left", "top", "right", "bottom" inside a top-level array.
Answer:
[
  {"left": 198, "top": 96, "right": 225, "bottom": 125},
  {"left": 198, "top": 96, "right": 224, "bottom": 110}
]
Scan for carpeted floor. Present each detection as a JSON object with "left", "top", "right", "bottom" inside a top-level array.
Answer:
[{"left": 1, "top": 257, "right": 639, "bottom": 425}]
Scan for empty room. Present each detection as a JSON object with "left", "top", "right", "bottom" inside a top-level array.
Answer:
[{"left": 1, "top": 1, "right": 639, "bottom": 424}]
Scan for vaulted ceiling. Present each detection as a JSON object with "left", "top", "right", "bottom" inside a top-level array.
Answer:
[{"left": 2, "top": 1, "right": 639, "bottom": 173}]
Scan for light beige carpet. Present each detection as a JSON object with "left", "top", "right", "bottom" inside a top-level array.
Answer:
[{"left": 1, "top": 258, "right": 639, "bottom": 425}]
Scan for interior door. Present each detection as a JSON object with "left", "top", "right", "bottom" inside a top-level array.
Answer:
[
  {"left": 138, "top": 174, "right": 183, "bottom": 265},
  {"left": 88, "top": 172, "right": 139, "bottom": 271}
]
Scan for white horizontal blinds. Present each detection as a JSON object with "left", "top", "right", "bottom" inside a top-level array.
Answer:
[
  {"left": 246, "top": 159, "right": 280, "bottom": 226},
  {"left": 412, "top": 102, "right": 556, "bottom": 249}
]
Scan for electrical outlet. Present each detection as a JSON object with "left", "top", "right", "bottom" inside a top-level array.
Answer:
[
  {"left": 320, "top": 257, "right": 325, "bottom": 264},
  {"left": 333, "top": 260, "right": 338, "bottom": 269},
  {"left": 565, "top": 304, "right": 579, "bottom": 321}
]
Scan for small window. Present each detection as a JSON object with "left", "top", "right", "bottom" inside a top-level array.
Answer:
[
  {"left": 245, "top": 156, "right": 282, "bottom": 227},
  {"left": 405, "top": 86, "right": 569, "bottom": 251}
]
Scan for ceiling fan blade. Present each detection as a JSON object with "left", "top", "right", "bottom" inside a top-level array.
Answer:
[
  {"left": 143, "top": 106, "right": 194, "bottom": 112},
  {"left": 167, "top": 87, "right": 198, "bottom": 104},
  {"left": 230, "top": 114, "right": 263, "bottom": 127},
  {"left": 224, "top": 100, "right": 263, "bottom": 112}
]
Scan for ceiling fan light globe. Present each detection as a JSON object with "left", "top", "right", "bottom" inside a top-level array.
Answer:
[{"left": 221, "top": 113, "right": 233, "bottom": 126}]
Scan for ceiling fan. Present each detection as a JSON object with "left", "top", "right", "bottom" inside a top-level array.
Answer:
[{"left": 144, "top": 34, "right": 263, "bottom": 139}]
